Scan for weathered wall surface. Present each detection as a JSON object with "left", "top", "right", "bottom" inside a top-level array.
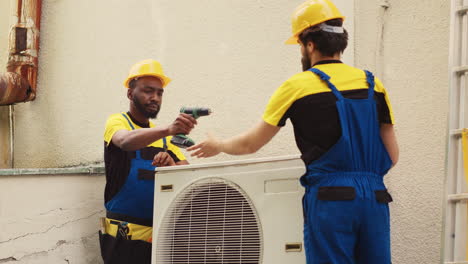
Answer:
[
  {"left": 9, "top": 0, "right": 353, "bottom": 168},
  {"left": 355, "top": 1, "right": 450, "bottom": 263},
  {"left": 0, "top": 173, "right": 104, "bottom": 263},
  {"left": 0, "top": 0, "right": 12, "bottom": 168}
]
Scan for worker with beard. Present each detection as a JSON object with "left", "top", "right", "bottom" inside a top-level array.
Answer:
[
  {"left": 99, "top": 59, "right": 197, "bottom": 264},
  {"left": 188, "top": 1, "right": 399, "bottom": 263}
]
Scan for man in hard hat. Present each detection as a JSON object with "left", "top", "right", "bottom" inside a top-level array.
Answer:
[
  {"left": 99, "top": 59, "right": 197, "bottom": 264},
  {"left": 188, "top": 0, "right": 399, "bottom": 263}
]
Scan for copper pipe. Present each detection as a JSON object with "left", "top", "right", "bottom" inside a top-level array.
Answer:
[
  {"left": 0, "top": 72, "right": 30, "bottom": 105},
  {"left": 0, "top": 0, "right": 42, "bottom": 105}
]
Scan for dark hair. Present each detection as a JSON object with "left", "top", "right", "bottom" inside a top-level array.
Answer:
[
  {"left": 128, "top": 79, "right": 137, "bottom": 89},
  {"left": 298, "top": 18, "right": 348, "bottom": 57}
]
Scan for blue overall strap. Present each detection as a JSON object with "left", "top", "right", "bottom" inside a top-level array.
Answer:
[
  {"left": 365, "top": 70, "right": 375, "bottom": 99},
  {"left": 121, "top": 113, "right": 142, "bottom": 159},
  {"left": 309, "top": 68, "right": 344, "bottom": 100},
  {"left": 121, "top": 113, "right": 135, "bottom": 130},
  {"left": 162, "top": 137, "right": 168, "bottom": 152}
]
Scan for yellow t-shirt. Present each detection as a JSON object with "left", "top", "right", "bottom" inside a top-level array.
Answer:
[
  {"left": 103, "top": 112, "right": 186, "bottom": 203},
  {"left": 262, "top": 62, "right": 394, "bottom": 164}
]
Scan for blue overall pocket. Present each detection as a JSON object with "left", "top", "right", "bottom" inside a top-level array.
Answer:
[
  {"left": 317, "top": 186, "right": 356, "bottom": 201},
  {"left": 375, "top": 189, "right": 393, "bottom": 203},
  {"left": 315, "top": 186, "right": 357, "bottom": 232},
  {"left": 137, "top": 169, "right": 155, "bottom": 180}
]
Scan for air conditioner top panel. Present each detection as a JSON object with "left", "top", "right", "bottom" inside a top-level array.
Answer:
[{"left": 155, "top": 154, "right": 302, "bottom": 174}]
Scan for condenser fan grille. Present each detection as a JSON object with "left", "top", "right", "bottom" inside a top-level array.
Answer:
[{"left": 156, "top": 178, "right": 262, "bottom": 263}]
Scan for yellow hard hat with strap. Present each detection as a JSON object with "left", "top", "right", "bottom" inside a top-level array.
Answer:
[
  {"left": 123, "top": 59, "right": 172, "bottom": 88},
  {"left": 286, "top": 0, "right": 345, "bottom": 45}
]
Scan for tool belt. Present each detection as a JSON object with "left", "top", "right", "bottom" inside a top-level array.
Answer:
[
  {"left": 99, "top": 216, "right": 153, "bottom": 264},
  {"left": 100, "top": 217, "right": 153, "bottom": 242}
]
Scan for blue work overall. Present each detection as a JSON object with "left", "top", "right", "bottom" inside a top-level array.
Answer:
[
  {"left": 100, "top": 114, "right": 166, "bottom": 264},
  {"left": 301, "top": 68, "right": 393, "bottom": 264},
  {"left": 105, "top": 113, "right": 165, "bottom": 221}
]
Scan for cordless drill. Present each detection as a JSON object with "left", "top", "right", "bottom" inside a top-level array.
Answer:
[{"left": 170, "top": 107, "right": 212, "bottom": 148}]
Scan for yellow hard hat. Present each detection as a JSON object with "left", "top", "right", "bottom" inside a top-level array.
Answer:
[
  {"left": 123, "top": 59, "right": 172, "bottom": 88},
  {"left": 285, "top": 0, "right": 345, "bottom": 45}
]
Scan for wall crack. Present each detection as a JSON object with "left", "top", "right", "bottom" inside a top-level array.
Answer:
[
  {"left": 0, "top": 257, "right": 17, "bottom": 263},
  {"left": 1, "top": 232, "right": 98, "bottom": 263},
  {"left": 375, "top": 0, "right": 391, "bottom": 78},
  {"left": 0, "top": 210, "right": 103, "bottom": 244}
]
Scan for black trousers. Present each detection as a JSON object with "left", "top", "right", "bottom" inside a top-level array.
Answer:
[{"left": 99, "top": 231, "right": 152, "bottom": 264}]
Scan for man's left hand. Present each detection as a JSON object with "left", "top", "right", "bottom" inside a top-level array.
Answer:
[{"left": 152, "top": 152, "right": 176, "bottom": 167}]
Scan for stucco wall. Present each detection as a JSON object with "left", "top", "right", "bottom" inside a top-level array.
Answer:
[
  {"left": 0, "top": 173, "right": 104, "bottom": 263},
  {"left": 355, "top": 1, "right": 450, "bottom": 263},
  {"left": 0, "top": 0, "right": 12, "bottom": 168},
  {"left": 10, "top": 0, "right": 354, "bottom": 168},
  {"left": 0, "top": 0, "right": 451, "bottom": 263}
]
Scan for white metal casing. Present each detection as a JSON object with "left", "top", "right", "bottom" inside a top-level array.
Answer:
[{"left": 152, "top": 155, "right": 306, "bottom": 264}]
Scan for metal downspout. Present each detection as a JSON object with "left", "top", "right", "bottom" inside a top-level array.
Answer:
[{"left": 0, "top": 0, "right": 42, "bottom": 168}]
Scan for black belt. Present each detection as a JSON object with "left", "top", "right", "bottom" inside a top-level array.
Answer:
[{"left": 106, "top": 211, "right": 153, "bottom": 227}]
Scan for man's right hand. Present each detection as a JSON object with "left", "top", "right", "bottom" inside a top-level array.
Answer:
[
  {"left": 167, "top": 113, "right": 197, "bottom": 136},
  {"left": 111, "top": 113, "right": 198, "bottom": 152}
]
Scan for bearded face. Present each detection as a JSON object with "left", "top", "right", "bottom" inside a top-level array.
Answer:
[
  {"left": 128, "top": 77, "right": 164, "bottom": 119},
  {"left": 132, "top": 93, "right": 160, "bottom": 119}
]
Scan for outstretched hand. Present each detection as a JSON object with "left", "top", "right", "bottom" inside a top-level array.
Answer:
[{"left": 187, "top": 133, "right": 222, "bottom": 158}]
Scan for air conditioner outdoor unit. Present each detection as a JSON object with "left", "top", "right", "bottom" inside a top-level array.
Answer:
[{"left": 152, "top": 155, "right": 306, "bottom": 264}]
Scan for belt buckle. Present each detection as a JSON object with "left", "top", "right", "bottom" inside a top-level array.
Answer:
[{"left": 117, "top": 222, "right": 129, "bottom": 240}]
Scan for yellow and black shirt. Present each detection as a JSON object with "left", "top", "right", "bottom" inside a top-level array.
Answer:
[
  {"left": 103, "top": 112, "right": 186, "bottom": 203},
  {"left": 262, "top": 61, "right": 394, "bottom": 165}
]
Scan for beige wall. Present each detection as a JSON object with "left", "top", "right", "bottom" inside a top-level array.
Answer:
[
  {"left": 11, "top": 0, "right": 355, "bottom": 168},
  {"left": 0, "top": 173, "right": 104, "bottom": 263},
  {"left": 0, "top": 0, "right": 9, "bottom": 63},
  {"left": 356, "top": 1, "right": 450, "bottom": 263},
  {"left": 0, "top": 0, "right": 450, "bottom": 263},
  {"left": 0, "top": 0, "right": 12, "bottom": 168}
]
